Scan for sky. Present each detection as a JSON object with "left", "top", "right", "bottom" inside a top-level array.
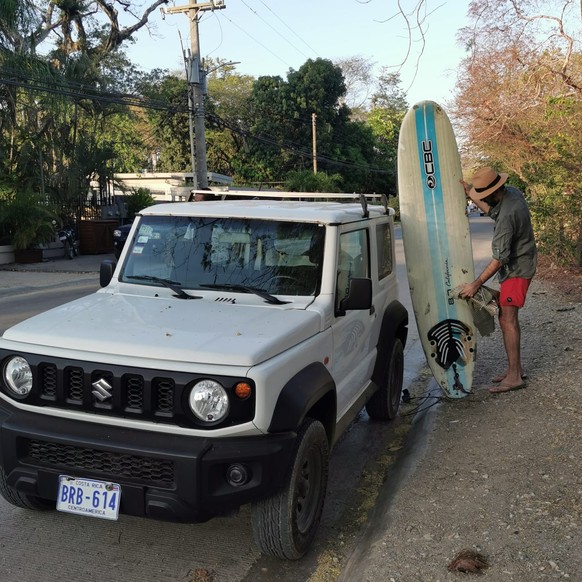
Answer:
[{"left": 126, "top": 0, "right": 470, "bottom": 108}]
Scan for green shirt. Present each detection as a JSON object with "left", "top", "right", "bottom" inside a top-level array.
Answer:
[{"left": 489, "top": 186, "right": 537, "bottom": 282}]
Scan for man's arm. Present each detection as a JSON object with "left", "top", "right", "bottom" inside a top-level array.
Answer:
[
  {"left": 460, "top": 179, "right": 490, "bottom": 215},
  {"left": 458, "top": 258, "right": 502, "bottom": 298}
]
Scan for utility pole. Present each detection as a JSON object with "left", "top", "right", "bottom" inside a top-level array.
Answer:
[
  {"left": 164, "top": 0, "right": 226, "bottom": 190},
  {"left": 312, "top": 112, "right": 317, "bottom": 174}
]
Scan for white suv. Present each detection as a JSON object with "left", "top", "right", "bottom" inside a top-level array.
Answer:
[{"left": 0, "top": 193, "right": 408, "bottom": 559}]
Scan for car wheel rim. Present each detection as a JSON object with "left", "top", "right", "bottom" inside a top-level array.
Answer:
[{"left": 295, "top": 447, "right": 323, "bottom": 534}]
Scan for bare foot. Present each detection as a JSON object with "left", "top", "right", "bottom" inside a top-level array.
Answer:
[
  {"left": 491, "top": 371, "right": 527, "bottom": 383},
  {"left": 488, "top": 381, "right": 527, "bottom": 394}
]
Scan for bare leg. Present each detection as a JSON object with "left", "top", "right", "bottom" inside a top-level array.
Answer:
[{"left": 490, "top": 305, "right": 525, "bottom": 393}]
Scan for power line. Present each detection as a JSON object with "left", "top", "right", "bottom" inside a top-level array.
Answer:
[
  {"left": 256, "top": 0, "right": 321, "bottom": 57},
  {"left": 240, "top": 0, "right": 310, "bottom": 60},
  {"left": 0, "top": 70, "right": 187, "bottom": 113},
  {"left": 209, "top": 112, "right": 391, "bottom": 174},
  {"left": 217, "top": 10, "right": 293, "bottom": 70},
  {"left": 1, "top": 69, "right": 390, "bottom": 174}
]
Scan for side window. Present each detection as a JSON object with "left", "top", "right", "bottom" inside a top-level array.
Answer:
[
  {"left": 376, "top": 222, "right": 393, "bottom": 279},
  {"left": 336, "top": 229, "right": 369, "bottom": 309}
]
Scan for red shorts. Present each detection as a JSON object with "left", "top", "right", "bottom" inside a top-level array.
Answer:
[{"left": 499, "top": 277, "right": 532, "bottom": 308}]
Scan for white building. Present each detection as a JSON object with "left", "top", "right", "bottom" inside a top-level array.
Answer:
[{"left": 115, "top": 171, "right": 233, "bottom": 202}]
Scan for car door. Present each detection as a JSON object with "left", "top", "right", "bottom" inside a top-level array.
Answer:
[{"left": 331, "top": 224, "right": 378, "bottom": 418}]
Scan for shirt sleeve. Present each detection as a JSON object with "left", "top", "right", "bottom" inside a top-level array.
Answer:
[{"left": 491, "top": 213, "right": 514, "bottom": 265}]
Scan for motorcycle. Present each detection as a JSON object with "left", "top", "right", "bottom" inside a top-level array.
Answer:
[{"left": 58, "top": 225, "right": 79, "bottom": 260}]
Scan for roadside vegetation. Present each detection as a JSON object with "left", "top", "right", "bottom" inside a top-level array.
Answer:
[{"left": 0, "top": 0, "right": 580, "bottom": 266}]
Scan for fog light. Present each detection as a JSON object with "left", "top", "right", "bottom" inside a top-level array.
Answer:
[{"left": 226, "top": 463, "right": 251, "bottom": 487}]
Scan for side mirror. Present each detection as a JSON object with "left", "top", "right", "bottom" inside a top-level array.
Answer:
[
  {"left": 100, "top": 259, "right": 116, "bottom": 287},
  {"left": 337, "top": 277, "right": 372, "bottom": 316}
]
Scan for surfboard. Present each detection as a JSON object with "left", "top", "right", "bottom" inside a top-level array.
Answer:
[{"left": 397, "top": 100, "right": 476, "bottom": 399}]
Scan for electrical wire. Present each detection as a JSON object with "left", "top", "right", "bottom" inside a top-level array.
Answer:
[
  {"left": 240, "top": 0, "right": 310, "bottom": 60},
  {"left": 208, "top": 111, "right": 392, "bottom": 174},
  {"left": 217, "top": 10, "right": 293, "bottom": 69},
  {"left": 256, "top": 0, "right": 321, "bottom": 57},
  {"left": 1, "top": 68, "right": 392, "bottom": 174}
]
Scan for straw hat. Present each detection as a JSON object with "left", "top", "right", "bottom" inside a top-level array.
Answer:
[{"left": 470, "top": 167, "right": 509, "bottom": 200}]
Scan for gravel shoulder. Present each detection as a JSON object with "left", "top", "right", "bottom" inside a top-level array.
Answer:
[{"left": 351, "top": 268, "right": 582, "bottom": 581}]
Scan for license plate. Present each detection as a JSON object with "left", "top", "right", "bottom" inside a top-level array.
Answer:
[{"left": 56, "top": 475, "right": 121, "bottom": 521}]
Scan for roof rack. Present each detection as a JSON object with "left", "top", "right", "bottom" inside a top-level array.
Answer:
[{"left": 189, "top": 190, "right": 394, "bottom": 217}]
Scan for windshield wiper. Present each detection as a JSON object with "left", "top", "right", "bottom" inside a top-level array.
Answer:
[
  {"left": 127, "top": 275, "right": 202, "bottom": 300},
  {"left": 200, "top": 283, "right": 290, "bottom": 305}
]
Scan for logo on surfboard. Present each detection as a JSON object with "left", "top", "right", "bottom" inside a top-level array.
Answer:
[
  {"left": 427, "top": 319, "right": 470, "bottom": 370},
  {"left": 421, "top": 140, "right": 437, "bottom": 189}
]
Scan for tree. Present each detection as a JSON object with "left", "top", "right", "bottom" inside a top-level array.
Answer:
[
  {"left": 453, "top": 0, "right": 582, "bottom": 265},
  {"left": 243, "top": 58, "right": 386, "bottom": 191},
  {"left": 0, "top": 0, "right": 170, "bottom": 58},
  {"left": 205, "top": 64, "right": 256, "bottom": 180},
  {"left": 334, "top": 55, "right": 375, "bottom": 114},
  {"left": 0, "top": 0, "right": 169, "bottom": 224},
  {"left": 137, "top": 71, "right": 191, "bottom": 172},
  {"left": 366, "top": 71, "right": 408, "bottom": 195}
]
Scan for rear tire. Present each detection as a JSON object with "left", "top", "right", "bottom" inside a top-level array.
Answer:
[
  {"left": 0, "top": 466, "right": 54, "bottom": 511},
  {"left": 366, "top": 338, "right": 404, "bottom": 420},
  {"left": 64, "top": 241, "right": 74, "bottom": 260},
  {"left": 251, "top": 418, "right": 329, "bottom": 560}
]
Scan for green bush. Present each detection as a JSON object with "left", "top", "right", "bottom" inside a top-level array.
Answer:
[
  {"left": 125, "top": 187, "right": 156, "bottom": 219},
  {"left": 0, "top": 185, "right": 57, "bottom": 250},
  {"left": 284, "top": 170, "right": 343, "bottom": 193}
]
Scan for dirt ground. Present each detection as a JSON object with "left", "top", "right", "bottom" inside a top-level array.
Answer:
[
  {"left": 351, "top": 259, "right": 582, "bottom": 581},
  {"left": 535, "top": 255, "right": 582, "bottom": 303}
]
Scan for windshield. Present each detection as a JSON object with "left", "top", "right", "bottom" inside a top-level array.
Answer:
[{"left": 119, "top": 216, "right": 324, "bottom": 296}]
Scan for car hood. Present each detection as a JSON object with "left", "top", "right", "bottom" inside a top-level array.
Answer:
[{"left": 1, "top": 292, "right": 321, "bottom": 367}]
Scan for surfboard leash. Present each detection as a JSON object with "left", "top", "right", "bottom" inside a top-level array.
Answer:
[{"left": 452, "top": 362, "right": 472, "bottom": 395}]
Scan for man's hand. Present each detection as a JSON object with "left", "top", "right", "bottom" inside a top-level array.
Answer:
[
  {"left": 460, "top": 179, "right": 491, "bottom": 214},
  {"left": 458, "top": 280, "right": 482, "bottom": 299},
  {"left": 460, "top": 179, "right": 471, "bottom": 198}
]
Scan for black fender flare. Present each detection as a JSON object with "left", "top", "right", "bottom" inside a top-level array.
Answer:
[
  {"left": 268, "top": 362, "right": 336, "bottom": 436},
  {"left": 372, "top": 300, "right": 409, "bottom": 385}
]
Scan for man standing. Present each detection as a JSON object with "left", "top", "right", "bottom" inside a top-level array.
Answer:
[{"left": 459, "top": 167, "right": 537, "bottom": 394}]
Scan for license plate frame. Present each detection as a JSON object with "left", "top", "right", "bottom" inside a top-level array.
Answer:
[{"left": 56, "top": 475, "right": 121, "bottom": 521}]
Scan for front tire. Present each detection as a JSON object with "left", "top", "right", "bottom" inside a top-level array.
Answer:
[
  {"left": 366, "top": 338, "right": 404, "bottom": 420},
  {"left": 251, "top": 418, "right": 329, "bottom": 560},
  {"left": 0, "top": 466, "right": 54, "bottom": 511}
]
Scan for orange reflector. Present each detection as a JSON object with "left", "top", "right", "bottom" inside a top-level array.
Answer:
[{"left": 234, "top": 382, "right": 252, "bottom": 399}]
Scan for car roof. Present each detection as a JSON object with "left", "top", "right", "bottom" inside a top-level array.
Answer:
[{"left": 139, "top": 199, "right": 393, "bottom": 225}]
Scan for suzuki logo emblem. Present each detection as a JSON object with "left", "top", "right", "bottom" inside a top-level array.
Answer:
[{"left": 92, "top": 378, "right": 113, "bottom": 402}]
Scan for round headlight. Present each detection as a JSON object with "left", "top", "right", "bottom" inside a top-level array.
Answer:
[
  {"left": 189, "top": 380, "right": 229, "bottom": 424},
  {"left": 4, "top": 356, "right": 33, "bottom": 398}
]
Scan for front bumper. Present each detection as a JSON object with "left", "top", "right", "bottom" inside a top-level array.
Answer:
[{"left": 0, "top": 400, "right": 296, "bottom": 522}]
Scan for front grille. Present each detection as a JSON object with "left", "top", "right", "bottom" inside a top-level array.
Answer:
[
  {"left": 36, "top": 362, "right": 176, "bottom": 420},
  {"left": 26, "top": 439, "right": 175, "bottom": 486},
  {"left": 126, "top": 374, "right": 144, "bottom": 409},
  {"left": 66, "top": 366, "right": 84, "bottom": 401},
  {"left": 0, "top": 351, "right": 255, "bottom": 429},
  {"left": 155, "top": 378, "right": 174, "bottom": 412}
]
